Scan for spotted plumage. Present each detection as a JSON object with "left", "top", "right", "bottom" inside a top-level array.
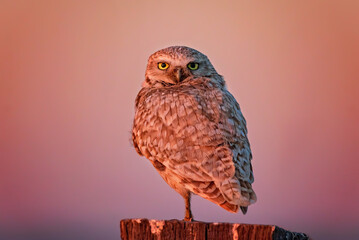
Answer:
[{"left": 132, "top": 46, "right": 256, "bottom": 221}]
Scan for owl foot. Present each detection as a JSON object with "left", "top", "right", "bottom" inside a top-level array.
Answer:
[{"left": 183, "top": 216, "right": 193, "bottom": 222}]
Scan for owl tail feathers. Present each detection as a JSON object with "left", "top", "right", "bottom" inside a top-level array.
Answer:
[
  {"left": 218, "top": 202, "right": 248, "bottom": 214},
  {"left": 220, "top": 201, "right": 239, "bottom": 213},
  {"left": 216, "top": 179, "right": 257, "bottom": 214},
  {"left": 240, "top": 206, "right": 248, "bottom": 214}
]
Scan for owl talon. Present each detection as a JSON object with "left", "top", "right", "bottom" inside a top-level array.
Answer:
[{"left": 184, "top": 217, "right": 193, "bottom": 222}]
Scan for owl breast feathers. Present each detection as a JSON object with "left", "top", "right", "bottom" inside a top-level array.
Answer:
[{"left": 132, "top": 72, "right": 257, "bottom": 213}]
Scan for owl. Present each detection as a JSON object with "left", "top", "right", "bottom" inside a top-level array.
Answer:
[{"left": 132, "top": 46, "right": 256, "bottom": 221}]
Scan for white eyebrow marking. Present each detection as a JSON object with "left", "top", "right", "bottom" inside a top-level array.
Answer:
[{"left": 155, "top": 56, "right": 195, "bottom": 67}]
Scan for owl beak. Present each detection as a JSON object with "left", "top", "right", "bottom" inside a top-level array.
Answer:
[{"left": 173, "top": 67, "right": 186, "bottom": 83}]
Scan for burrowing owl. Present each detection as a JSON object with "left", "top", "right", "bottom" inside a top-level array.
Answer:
[{"left": 132, "top": 46, "right": 256, "bottom": 221}]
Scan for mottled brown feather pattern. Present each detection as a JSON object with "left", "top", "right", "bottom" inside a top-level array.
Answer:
[{"left": 132, "top": 46, "right": 256, "bottom": 216}]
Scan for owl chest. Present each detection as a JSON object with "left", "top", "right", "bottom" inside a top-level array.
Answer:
[
  {"left": 136, "top": 91, "right": 195, "bottom": 133},
  {"left": 137, "top": 87, "right": 222, "bottom": 128},
  {"left": 134, "top": 89, "right": 215, "bottom": 152}
]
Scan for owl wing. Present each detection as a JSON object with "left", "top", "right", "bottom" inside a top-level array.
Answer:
[
  {"left": 132, "top": 80, "right": 256, "bottom": 212},
  {"left": 219, "top": 89, "right": 257, "bottom": 212}
]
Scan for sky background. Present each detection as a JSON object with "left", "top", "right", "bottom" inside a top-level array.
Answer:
[{"left": 1, "top": 1, "right": 358, "bottom": 240}]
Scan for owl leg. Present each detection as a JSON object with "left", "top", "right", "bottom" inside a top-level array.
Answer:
[{"left": 183, "top": 192, "right": 193, "bottom": 221}]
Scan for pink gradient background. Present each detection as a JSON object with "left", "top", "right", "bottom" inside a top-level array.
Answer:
[{"left": 1, "top": 1, "right": 358, "bottom": 239}]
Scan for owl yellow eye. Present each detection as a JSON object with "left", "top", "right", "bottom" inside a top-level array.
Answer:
[
  {"left": 158, "top": 62, "right": 169, "bottom": 70},
  {"left": 187, "top": 62, "right": 199, "bottom": 70}
]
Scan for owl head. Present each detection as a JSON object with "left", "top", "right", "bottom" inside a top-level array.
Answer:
[{"left": 143, "top": 46, "right": 223, "bottom": 88}]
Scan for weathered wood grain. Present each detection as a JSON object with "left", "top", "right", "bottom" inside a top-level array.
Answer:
[{"left": 120, "top": 219, "right": 310, "bottom": 240}]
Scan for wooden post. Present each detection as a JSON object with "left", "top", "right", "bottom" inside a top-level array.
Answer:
[{"left": 120, "top": 219, "right": 310, "bottom": 240}]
